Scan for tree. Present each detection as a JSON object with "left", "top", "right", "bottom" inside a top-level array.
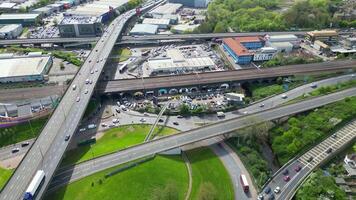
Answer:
[
  {"left": 197, "top": 182, "right": 218, "bottom": 200},
  {"left": 179, "top": 104, "right": 190, "bottom": 115}
]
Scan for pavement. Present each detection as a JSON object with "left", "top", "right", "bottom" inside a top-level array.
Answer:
[
  {"left": 0, "top": 2, "right": 163, "bottom": 199},
  {"left": 260, "top": 119, "right": 356, "bottom": 200},
  {"left": 46, "top": 88, "right": 356, "bottom": 193}
]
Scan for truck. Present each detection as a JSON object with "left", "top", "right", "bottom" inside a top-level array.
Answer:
[
  {"left": 23, "top": 170, "right": 45, "bottom": 200},
  {"left": 87, "top": 124, "right": 97, "bottom": 129},
  {"left": 240, "top": 174, "right": 249, "bottom": 193}
]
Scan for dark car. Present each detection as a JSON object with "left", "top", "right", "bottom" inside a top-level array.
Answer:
[
  {"left": 283, "top": 176, "right": 290, "bottom": 182},
  {"left": 158, "top": 119, "right": 164, "bottom": 123},
  {"left": 307, "top": 156, "right": 314, "bottom": 162},
  {"left": 11, "top": 148, "right": 20, "bottom": 153},
  {"left": 326, "top": 148, "right": 332, "bottom": 154},
  {"left": 115, "top": 108, "right": 121, "bottom": 113},
  {"left": 268, "top": 194, "right": 275, "bottom": 200},
  {"left": 173, "top": 121, "right": 179, "bottom": 126},
  {"left": 264, "top": 186, "right": 272, "bottom": 194},
  {"left": 282, "top": 169, "right": 289, "bottom": 175},
  {"left": 64, "top": 135, "right": 70, "bottom": 141},
  {"left": 294, "top": 165, "right": 302, "bottom": 172},
  {"left": 21, "top": 142, "right": 30, "bottom": 147}
]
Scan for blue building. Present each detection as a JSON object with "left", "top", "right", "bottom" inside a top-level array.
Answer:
[
  {"left": 222, "top": 38, "right": 253, "bottom": 65},
  {"left": 236, "top": 36, "right": 264, "bottom": 50}
]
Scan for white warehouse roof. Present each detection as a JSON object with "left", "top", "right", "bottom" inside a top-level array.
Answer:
[
  {"left": 67, "top": 0, "right": 128, "bottom": 17},
  {"left": 150, "top": 3, "right": 182, "bottom": 15},
  {"left": 142, "top": 18, "right": 170, "bottom": 26},
  {"left": 0, "top": 56, "right": 51, "bottom": 78},
  {"left": 0, "top": 2, "right": 16, "bottom": 9},
  {"left": 267, "top": 34, "right": 298, "bottom": 42},
  {"left": 148, "top": 57, "right": 215, "bottom": 71},
  {"left": 0, "top": 24, "right": 22, "bottom": 33},
  {"left": 130, "top": 24, "right": 158, "bottom": 35},
  {"left": 0, "top": 13, "right": 39, "bottom": 20}
]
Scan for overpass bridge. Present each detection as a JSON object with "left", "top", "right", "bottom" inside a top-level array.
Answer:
[
  {"left": 0, "top": 1, "right": 163, "bottom": 200},
  {"left": 98, "top": 60, "right": 356, "bottom": 94}
]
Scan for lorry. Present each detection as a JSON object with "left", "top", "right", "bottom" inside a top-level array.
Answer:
[
  {"left": 23, "top": 170, "right": 45, "bottom": 200},
  {"left": 240, "top": 174, "right": 249, "bottom": 193}
]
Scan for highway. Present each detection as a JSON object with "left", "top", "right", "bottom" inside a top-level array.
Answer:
[
  {"left": 100, "top": 60, "right": 356, "bottom": 93},
  {"left": 0, "top": 37, "right": 99, "bottom": 46},
  {"left": 0, "top": 1, "right": 162, "bottom": 200},
  {"left": 260, "top": 119, "right": 356, "bottom": 200},
  {"left": 47, "top": 88, "right": 356, "bottom": 191}
]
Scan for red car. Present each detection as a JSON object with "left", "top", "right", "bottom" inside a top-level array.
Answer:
[
  {"left": 294, "top": 165, "right": 302, "bottom": 172},
  {"left": 283, "top": 176, "right": 290, "bottom": 182}
]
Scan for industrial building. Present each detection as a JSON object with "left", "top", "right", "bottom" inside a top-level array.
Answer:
[
  {"left": 148, "top": 49, "right": 215, "bottom": 75},
  {"left": 171, "top": 24, "right": 199, "bottom": 33},
  {"left": 0, "top": 54, "right": 53, "bottom": 83},
  {"left": 343, "top": 37, "right": 356, "bottom": 49},
  {"left": 235, "top": 36, "right": 264, "bottom": 50},
  {"left": 222, "top": 38, "right": 253, "bottom": 65},
  {"left": 58, "top": 16, "right": 103, "bottom": 37},
  {"left": 130, "top": 24, "right": 158, "bottom": 35},
  {"left": 168, "top": 0, "right": 211, "bottom": 8},
  {"left": 0, "top": 2, "right": 16, "bottom": 12},
  {"left": 149, "top": 3, "right": 182, "bottom": 18},
  {"left": 0, "top": 13, "right": 40, "bottom": 26},
  {"left": 267, "top": 42, "right": 293, "bottom": 53},
  {"left": 33, "top": 6, "right": 54, "bottom": 17},
  {"left": 142, "top": 18, "right": 170, "bottom": 29},
  {"left": 253, "top": 47, "right": 277, "bottom": 61},
  {"left": 47, "top": 3, "right": 64, "bottom": 12},
  {"left": 306, "top": 30, "right": 338, "bottom": 43},
  {"left": 0, "top": 24, "right": 22, "bottom": 39}
]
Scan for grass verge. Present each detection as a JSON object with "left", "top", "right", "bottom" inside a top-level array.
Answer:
[
  {"left": 116, "top": 48, "right": 132, "bottom": 62},
  {"left": 186, "top": 147, "right": 234, "bottom": 200},
  {"left": 0, "top": 117, "right": 48, "bottom": 148},
  {"left": 61, "top": 124, "right": 177, "bottom": 166},
  {"left": 46, "top": 155, "right": 189, "bottom": 200},
  {"left": 0, "top": 167, "right": 13, "bottom": 191}
]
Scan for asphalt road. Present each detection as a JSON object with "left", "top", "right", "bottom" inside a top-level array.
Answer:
[
  {"left": 100, "top": 60, "right": 356, "bottom": 93},
  {"left": 47, "top": 87, "right": 356, "bottom": 191},
  {"left": 260, "top": 119, "right": 356, "bottom": 200},
  {"left": 0, "top": 2, "right": 162, "bottom": 199},
  {"left": 0, "top": 37, "right": 99, "bottom": 46},
  {"left": 0, "top": 85, "right": 65, "bottom": 102}
]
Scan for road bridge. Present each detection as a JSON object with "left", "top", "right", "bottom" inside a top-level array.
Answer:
[{"left": 99, "top": 60, "right": 356, "bottom": 94}]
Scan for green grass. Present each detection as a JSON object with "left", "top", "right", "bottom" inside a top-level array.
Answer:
[
  {"left": 47, "top": 155, "right": 189, "bottom": 200},
  {"left": 0, "top": 117, "right": 48, "bottom": 148},
  {"left": 116, "top": 48, "right": 132, "bottom": 62},
  {"left": 0, "top": 167, "right": 13, "bottom": 191},
  {"left": 61, "top": 124, "right": 177, "bottom": 166},
  {"left": 83, "top": 99, "right": 98, "bottom": 118},
  {"left": 250, "top": 84, "right": 285, "bottom": 101},
  {"left": 186, "top": 147, "right": 234, "bottom": 200}
]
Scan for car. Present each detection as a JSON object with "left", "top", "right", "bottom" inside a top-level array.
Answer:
[
  {"left": 95, "top": 49, "right": 98, "bottom": 52},
  {"left": 64, "top": 135, "right": 70, "bottom": 141},
  {"left": 112, "top": 118, "right": 119, "bottom": 123},
  {"left": 177, "top": 115, "right": 184, "bottom": 118},
  {"left": 96, "top": 60, "right": 99, "bottom": 63},
  {"left": 310, "top": 83, "right": 317, "bottom": 88},
  {"left": 259, "top": 103, "right": 265, "bottom": 108},
  {"left": 79, "top": 128, "right": 86, "bottom": 132},
  {"left": 89, "top": 80, "right": 93, "bottom": 84},
  {"left": 85, "top": 79, "right": 90, "bottom": 84},
  {"left": 72, "top": 85, "right": 77, "bottom": 90},
  {"left": 140, "top": 118, "right": 146, "bottom": 122},
  {"left": 307, "top": 156, "right": 314, "bottom": 162},
  {"left": 84, "top": 89, "right": 88, "bottom": 94},
  {"left": 76, "top": 97, "right": 80, "bottom": 102},
  {"left": 158, "top": 118, "right": 164, "bottom": 123},
  {"left": 90, "top": 70, "right": 94, "bottom": 74},
  {"left": 257, "top": 194, "right": 264, "bottom": 200},
  {"left": 21, "top": 142, "right": 30, "bottom": 147},
  {"left": 115, "top": 108, "right": 121, "bottom": 113},
  {"left": 268, "top": 194, "right": 275, "bottom": 200},
  {"left": 281, "top": 94, "right": 288, "bottom": 99},
  {"left": 101, "top": 123, "right": 108, "bottom": 127},
  {"left": 283, "top": 176, "right": 290, "bottom": 182},
  {"left": 88, "top": 60, "right": 92, "bottom": 63},
  {"left": 332, "top": 134, "right": 337, "bottom": 139},
  {"left": 273, "top": 186, "right": 281, "bottom": 194},
  {"left": 11, "top": 148, "right": 20, "bottom": 153},
  {"left": 264, "top": 187, "right": 271, "bottom": 194},
  {"left": 294, "top": 165, "right": 302, "bottom": 172},
  {"left": 243, "top": 111, "right": 249, "bottom": 114},
  {"left": 282, "top": 169, "right": 289, "bottom": 175},
  {"left": 326, "top": 148, "right": 332, "bottom": 154},
  {"left": 95, "top": 68, "right": 98, "bottom": 72},
  {"left": 143, "top": 112, "right": 149, "bottom": 116},
  {"left": 173, "top": 121, "right": 179, "bottom": 125}
]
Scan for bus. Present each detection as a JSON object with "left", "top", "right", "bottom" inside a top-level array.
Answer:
[
  {"left": 23, "top": 170, "right": 45, "bottom": 200},
  {"left": 240, "top": 174, "right": 249, "bottom": 193},
  {"left": 119, "top": 63, "right": 128, "bottom": 73}
]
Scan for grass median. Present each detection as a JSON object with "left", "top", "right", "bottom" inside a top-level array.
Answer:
[
  {"left": 0, "top": 167, "right": 13, "bottom": 191},
  {"left": 47, "top": 155, "right": 189, "bottom": 200},
  {"left": 186, "top": 147, "right": 234, "bottom": 200},
  {"left": 61, "top": 124, "right": 177, "bottom": 166}
]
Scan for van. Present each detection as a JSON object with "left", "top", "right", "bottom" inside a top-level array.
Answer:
[
  {"left": 217, "top": 112, "right": 225, "bottom": 118},
  {"left": 87, "top": 124, "right": 97, "bottom": 129}
]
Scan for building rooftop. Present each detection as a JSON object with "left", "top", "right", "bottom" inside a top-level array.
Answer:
[
  {"left": 0, "top": 24, "right": 21, "bottom": 33},
  {"left": 235, "top": 36, "right": 262, "bottom": 43},
  {"left": 268, "top": 41, "right": 293, "bottom": 48},
  {"left": 314, "top": 40, "right": 329, "bottom": 48},
  {"left": 267, "top": 34, "right": 298, "bottom": 41},
  {"left": 142, "top": 18, "right": 170, "bottom": 25},
  {"left": 66, "top": 0, "right": 128, "bottom": 17},
  {"left": 0, "top": 2, "right": 16, "bottom": 9},
  {"left": 60, "top": 16, "right": 99, "bottom": 24},
  {"left": 148, "top": 56, "right": 214, "bottom": 70},
  {"left": 130, "top": 24, "right": 158, "bottom": 34},
  {"left": 0, "top": 13, "right": 40, "bottom": 20},
  {"left": 0, "top": 55, "right": 51, "bottom": 78},
  {"left": 307, "top": 30, "right": 338, "bottom": 37},
  {"left": 166, "top": 49, "right": 185, "bottom": 62},
  {"left": 223, "top": 38, "right": 252, "bottom": 56},
  {"left": 33, "top": 6, "right": 53, "bottom": 12},
  {"left": 150, "top": 3, "right": 182, "bottom": 15}
]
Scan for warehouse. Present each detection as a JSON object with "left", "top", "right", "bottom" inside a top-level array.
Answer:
[
  {"left": 47, "top": 3, "right": 64, "bottom": 12},
  {"left": 58, "top": 16, "right": 103, "bottom": 37},
  {"left": 149, "top": 3, "right": 182, "bottom": 18},
  {"left": 0, "top": 24, "right": 23, "bottom": 39},
  {"left": 265, "top": 34, "right": 298, "bottom": 43},
  {"left": 142, "top": 18, "right": 170, "bottom": 29},
  {"left": 0, "top": 13, "right": 40, "bottom": 26},
  {"left": 168, "top": 0, "right": 211, "bottom": 8},
  {"left": 33, "top": 6, "right": 54, "bottom": 17},
  {"left": 253, "top": 47, "right": 277, "bottom": 61},
  {"left": 306, "top": 30, "right": 338, "bottom": 43},
  {"left": 148, "top": 49, "right": 215, "bottom": 75},
  {"left": 222, "top": 38, "right": 253, "bottom": 65},
  {"left": 130, "top": 24, "right": 158, "bottom": 35},
  {"left": 0, "top": 2, "right": 16, "bottom": 12},
  {"left": 267, "top": 42, "right": 293, "bottom": 53},
  {"left": 0, "top": 54, "right": 53, "bottom": 83}
]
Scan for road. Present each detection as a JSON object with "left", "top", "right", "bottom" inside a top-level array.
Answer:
[
  {"left": 100, "top": 60, "right": 356, "bottom": 93},
  {"left": 0, "top": 37, "right": 99, "bottom": 46},
  {"left": 47, "top": 88, "right": 356, "bottom": 191},
  {"left": 0, "top": 2, "right": 162, "bottom": 200},
  {"left": 0, "top": 85, "right": 65, "bottom": 102},
  {"left": 260, "top": 119, "right": 356, "bottom": 200}
]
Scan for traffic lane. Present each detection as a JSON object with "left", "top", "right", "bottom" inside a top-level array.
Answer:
[
  {"left": 276, "top": 167, "right": 310, "bottom": 200},
  {"left": 49, "top": 88, "right": 356, "bottom": 190},
  {"left": 0, "top": 139, "right": 34, "bottom": 161}
]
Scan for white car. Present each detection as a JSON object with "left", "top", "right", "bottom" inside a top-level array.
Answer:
[
  {"left": 140, "top": 118, "right": 146, "bottom": 122},
  {"left": 310, "top": 83, "right": 317, "bottom": 88},
  {"left": 274, "top": 186, "right": 281, "bottom": 194},
  {"left": 89, "top": 80, "right": 93, "bottom": 84},
  {"left": 112, "top": 118, "right": 119, "bottom": 123},
  {"left": 281, "top": 94, "right": 288, "bottom": 99},
  {"left": 90, "top": 70, "right": 94, "bottom": 74},
  {"left": 76, "top": 97, "right": 80, "bottom": 102},
  {"left": 72, "top": 85, "right": 77, "bottom": 90},
  {"left": 85, "top": 79, "right": 90, "bottom": 84},
  {"left": 84, "top": 89, "right": 88, "bottom": 94}
]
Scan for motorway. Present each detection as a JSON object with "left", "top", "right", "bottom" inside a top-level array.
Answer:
[
  {"left": 47, "top": 88, "right": 356, "bottom": 192},
  {"left": 260, "top": 119, "right": 356, "bottom": 200},
  {"left": 0, "top": 85, "right": 64, "bottom": 102},
  {"left": 0, "top": 37, "right": 99, "bottom": 46},
  {"left": 100, "top": 60, "right": 356, "bottom": 93},
  {"left": 0, "top": 2, "right": 162, "bottom": 199}
]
